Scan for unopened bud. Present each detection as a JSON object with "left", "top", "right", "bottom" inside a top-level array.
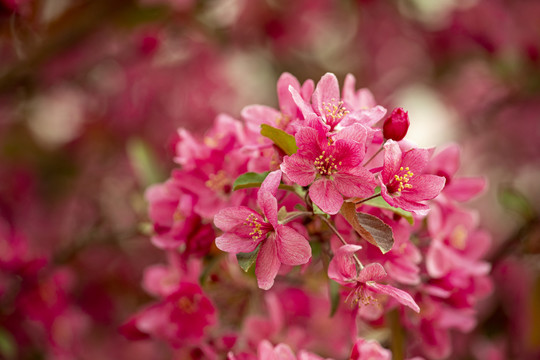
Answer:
[{"left": 383, "top": 107, "right": 409, "bottom": 141}]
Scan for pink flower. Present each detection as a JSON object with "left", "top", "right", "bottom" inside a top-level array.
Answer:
[
  {"left": 328, "top": 244, "right": 420, "bottom": 313},
  {"left": 426, "top": 144, "right": 487, "bottom": 202},
  {"left": 214, "top": 170, "right": 311, "bottom": 289},
  {"left": 120, "top": 282, "right": 216, "bottom": 348},
  {"left": 242, "top": 72, "right": 314, "bottom": 135},
  {"left": 349, "top": 338, "right": 392, "bottom": 360},
  {"left": 281, "top": 120, "right": 376, "bottom": 214},
  {"left": 379, "top": 141, "right": 446, "bottom": 215},
  {"left": 290, "top": 73, "right": 386, "bottom": 131},
  {"left": 257, "top": 340, "right": 331, "bottom": 360}
]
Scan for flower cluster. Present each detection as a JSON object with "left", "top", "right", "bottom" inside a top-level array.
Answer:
[{"left": 121, "top": 72, "right": 492, "bottom": 359}]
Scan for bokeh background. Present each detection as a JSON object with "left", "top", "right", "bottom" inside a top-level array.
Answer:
[{"left": 0, "top": 0, "right": 539, "bottom": 359}]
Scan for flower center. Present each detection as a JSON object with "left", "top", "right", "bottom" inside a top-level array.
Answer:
[
  {"left": 205, "top": 170, "right": 231, "bottom": 193},
  {"left": 450, "top": 225, "right": 468, "bottom": 250},
  {"left": 347, "top": 285, "right": 380, "bottom": 308},
  {"left": 390, "top": 166, "right": 414, "bottom": 193},
  {"left": 177, "top": 294, "right": 201, "bottom": 314},
  {"left": 274, "top": 113, "right": 291, "bottom": 129},
  {"left": 244, "top": 213, "right": 264, "bottom": 241},
  {"left": 173, "top": 209, "right": 185, "bottom": 222},
  {"left": 314, "top": 150, "right": 341, "bottom": 176},
  {"left": 322, "top": 99, "right": 349, "bottom": 130}
]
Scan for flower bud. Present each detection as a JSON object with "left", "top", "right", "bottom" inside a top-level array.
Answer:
[{"left": 383, "top": 107, "right": 410, "bottom": 141}]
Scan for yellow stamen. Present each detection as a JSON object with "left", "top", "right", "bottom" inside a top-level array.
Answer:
[
  {"left": 322, "top": 100, "right": 349, "bottom": 128},
  {"left": 393, "top": 168, "right": 414, "bottom": 192},
  {"left": 314, "top": 153, "right": 340, "bottom": 176},
  {"left": 205, "top": 170, "right": 230, "bottom": 193},
  {"left": 243, "top": 213, "right": 264, "bottom": 241}
]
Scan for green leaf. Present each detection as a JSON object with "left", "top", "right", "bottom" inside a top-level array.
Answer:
[
  {"left": 362, "top": 196, "right": 414, "bottom": 225},
  {"left": 329, "top": 279, "right": 340, "bottom": 317},
  {"left": 340, "top": 202, "right": 395, "bottom": 254},
  {"left": 233, "top": 171, "right": 270, "bottom": 191},
  {"left": 127, "top": 138, "right": 165, "bottom": 187},
  {"left": 116, "top": 5, "right": 170, "bottom": 28},
  {"left": 498, "top": 185, "right": 536, "bottom": 221},
  {"left": 260, "top": 124, "right": 298, "bottom": 155},
  {"left": 0, "top": 327, "right": 16, "bottom": 360},
  {"left": 236, "top": 244, "right": 261, "bottom": 272}
]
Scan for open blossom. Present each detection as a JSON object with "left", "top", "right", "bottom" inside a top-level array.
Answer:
[
  {"left": 281, "top": 120, "right": 376, "bottom": 215},
  {"left": 242, "top": 72, "right": 314, "bottom": 135},
  {"left": 214, "top": 170, "right": 311, "bottom": 290},
  {"left": 328, "top": 244, "right": 420, "bottom": 313},
  {"left": 379, "top": 141, "right": 446, "bottom": 215},
  {"left": 290, "top": 73, "right": 386, "bottom": 131},
  {"left": 426, "top": 144, "right": 487, "bottom": 202},
  {"left": 119, "top": 282, "right": 216, "bottom": 347}
]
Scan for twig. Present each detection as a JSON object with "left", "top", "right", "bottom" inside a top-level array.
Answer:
[
  {"left": 353, "top": 192, "right": 381, "bottom": 205},
  {"left": 362, "top": 141, "right": 385, "bottom": 167},
  {"left": 318, "top": 215, "right": 364, "bottom": 270}
]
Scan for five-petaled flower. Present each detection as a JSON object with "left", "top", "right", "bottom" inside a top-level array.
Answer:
[
  {"left": 328, "top": 244, "right": 420, "bottom": 313},
  {"left": 214, "top": 170, "right": 312, "bottom": 290},
  {"left": 281, "top": 120, "right": 377, "bottom": 215},
  {"left": 379, "top": 141, "right": 446, "bottom": 215}
]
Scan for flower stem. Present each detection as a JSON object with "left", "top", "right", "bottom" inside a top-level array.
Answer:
[
  {"left": 281, "top": 211, "right": 312, "bottom": 224},
  {"left": 318, "top": 215, "right": 364, "bottom": 270},
  {"left": 353, "top": 192, "right": 381, "bottom": 205},
  {"left": 363, "top": 141, "right": 386, "bottom": 167}
]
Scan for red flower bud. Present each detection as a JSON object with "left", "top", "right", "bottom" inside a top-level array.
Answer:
[{"left": 383, "top": 107, "right": 410, "bottom": 141}]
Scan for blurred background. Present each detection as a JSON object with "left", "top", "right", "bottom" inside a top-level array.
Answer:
[{"left": 0, "top": 0, "right": 539, "bottom": 359}]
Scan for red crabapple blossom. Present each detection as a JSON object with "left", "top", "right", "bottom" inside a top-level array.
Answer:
[
  {"left": 281, "top": 119, "right": 376, "bottom": 214},
  {"left": 328, "top": 244, "right": 420, "bottom": 313},
  {"left": 214, "top": 170, "right": 311, "bottom": 289},
  {"left": 379, "top": 140, "right": 446, "bottom": 215}
]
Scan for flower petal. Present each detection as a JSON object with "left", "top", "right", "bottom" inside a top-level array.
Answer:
[
  {"left": 216, "top": 233, "right": 260, "bottom": 254},
  {"left": 275, "top": 224, "right": 311, "bottom": 266},
  {"left": 241, "top": 105, "right": 281, "bottom": 133},
  {"left": 255, "top": 234, "right": 281, "bottom": 290},
  {"left": 333, "top": 168, "right": 376, "bottom": 198},
  {"left": 214, "top": 207, "right": 262, "bottom": 232},
  {"left": 289, "top": 85, "right": 315, "bottom": 120},
  {"left": 309, "top": 179, "right": 343, "bottom": 215},
  {"left": 296, "top": 126, "right": 322, "bottom": 161},
  {"left": 328, "top": 244, "right": 362, "bottom": 284},
  {"left": 357, "top": 263, "right": 387, "bottom": 283},
  {"left": 330, "top": 139, "right": 364, "bottom": 168},
  {"left": 407, "top": 174, "right": 446, "bottom": 201},
  {"left": 312, "top": 73, "right": 340, "bottom": 117},
  {"left": 401, "top": 147, "right": 430, "bottom": 174},
  {"left": 381, "top": 141, "right": 402, "bottom": 183},
  {"left": 332, "top": 123, "right": 368, "bottom": 146},
  {"left": 281, "top": 155, "right": 316, "bottom": 186},
  {"left": 277, "top": 72, "right": 301, "bottom": 116},
  {"left": 258, "top": 190, "right": 278, "bottom": 228},
  {"left": 367, "top": 283, "right": 420, "bottom": 313},
  {"left": 344, "top": 106, "right": 387, "bottom": 127},
  {"left": 259, "top": 170, "right": 282, "bottom": 197},
  {"left": 444, "top": 177, "right": 486, "bottom": 202}
]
